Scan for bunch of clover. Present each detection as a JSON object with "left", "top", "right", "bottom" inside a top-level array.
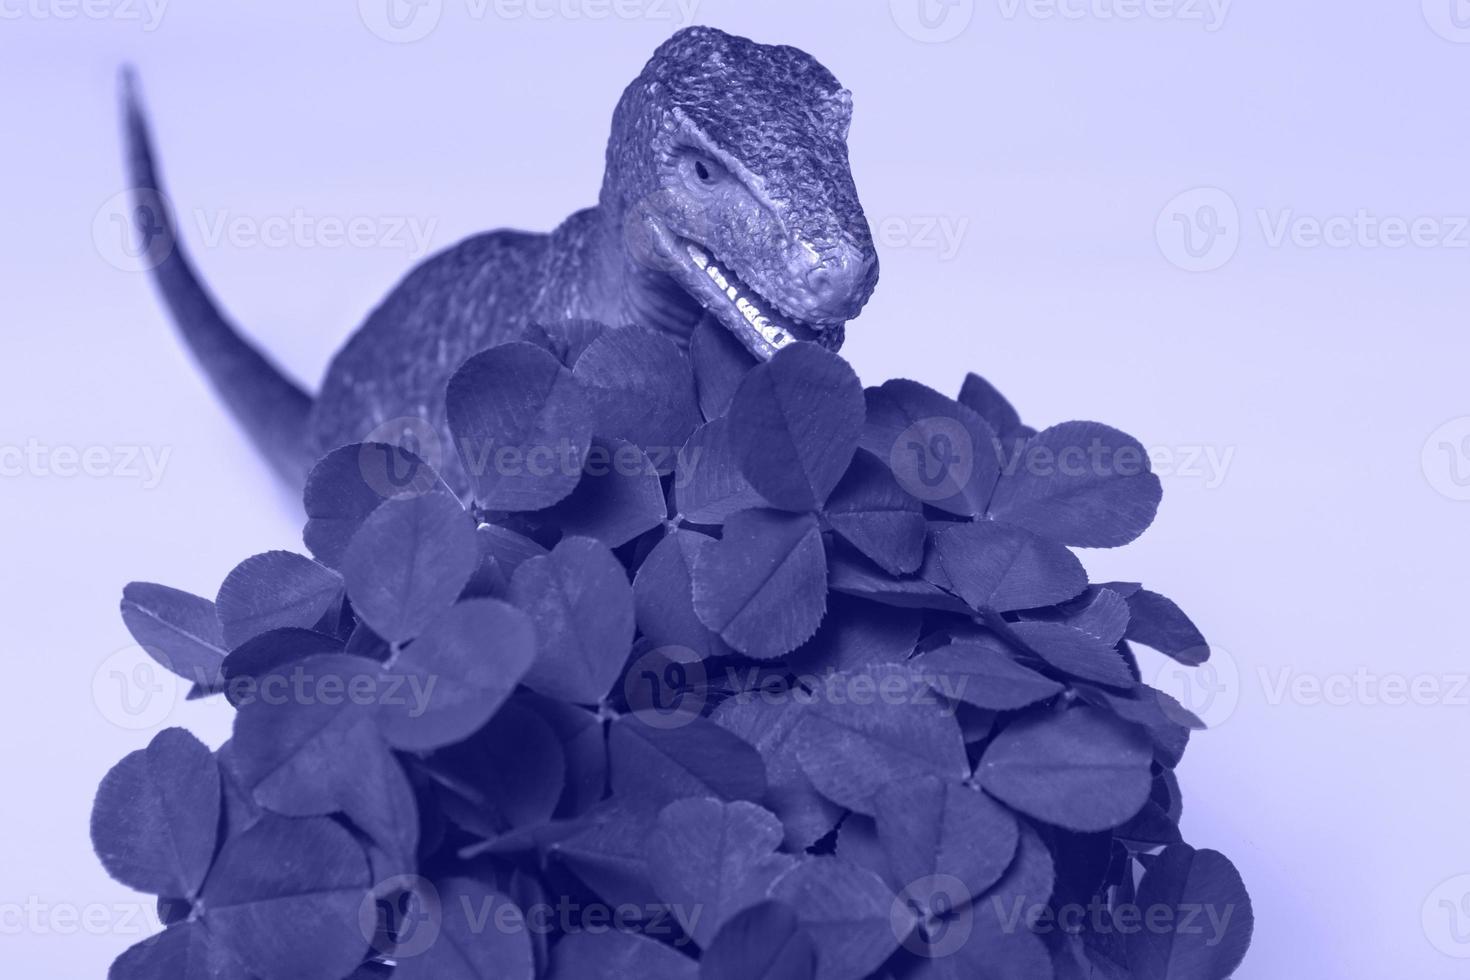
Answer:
[{"left": 92, "top": 318, "right": 1252, "bottom": 980}]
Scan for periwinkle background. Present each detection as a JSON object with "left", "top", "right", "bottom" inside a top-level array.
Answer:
[{"left": 3, "top": 0, "right": 1468, "bottom": 974}]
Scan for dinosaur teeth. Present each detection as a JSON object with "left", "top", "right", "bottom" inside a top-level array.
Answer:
[
  {"left": 708, "top": 266, "right": 743, "bottom": 304},
  {"left": 686, "top": 240, "right": 798, "bottom": 353},
  {"left": 737, "top": 299, "right": 789, "bottom": 349},
  {"left": 757, "top": 318, "right": 791, "bottom": 348}
]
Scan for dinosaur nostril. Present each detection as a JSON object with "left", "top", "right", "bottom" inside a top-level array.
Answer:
[
  {"left": 796, "top": 241, "right": 876, "bottom": 319},
  {"left": 804, "top": 250, "right": 869, "bottom": 307},
  {"left": 805, "top": 264, "right": 836, "bottom": 298}
]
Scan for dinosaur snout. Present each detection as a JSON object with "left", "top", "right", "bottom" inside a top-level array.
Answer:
[{"left": 797, "top": 242, "right": 878, "bottom": 324}]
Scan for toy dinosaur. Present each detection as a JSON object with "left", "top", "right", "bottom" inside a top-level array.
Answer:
[{"left": 123, "top": 26, "right": 879, "bottom": 488}]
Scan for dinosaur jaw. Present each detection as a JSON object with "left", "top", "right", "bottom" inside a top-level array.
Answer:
[
  {"left": 679, "top": 241, "right": 828, "bottom": 357},
  {"left": 647, "top": 224, "right": 834, "bottom": 359}
]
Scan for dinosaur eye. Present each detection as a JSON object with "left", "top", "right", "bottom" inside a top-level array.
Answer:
[{"left": 682, "top": 152, "right": 726, "bottom": 189}]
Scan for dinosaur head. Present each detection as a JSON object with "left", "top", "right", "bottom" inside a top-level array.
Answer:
[{"left": 605, "top": 26, "right": 879, "bottom": 358}]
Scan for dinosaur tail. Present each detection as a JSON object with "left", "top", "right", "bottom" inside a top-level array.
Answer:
[{"left": 120, "top": 68, "right": 314, "bottom": 488}]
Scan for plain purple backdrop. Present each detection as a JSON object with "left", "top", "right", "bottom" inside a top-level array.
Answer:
[{"left": 3, "top": 1, "right": 1470, "bottom": 975}]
